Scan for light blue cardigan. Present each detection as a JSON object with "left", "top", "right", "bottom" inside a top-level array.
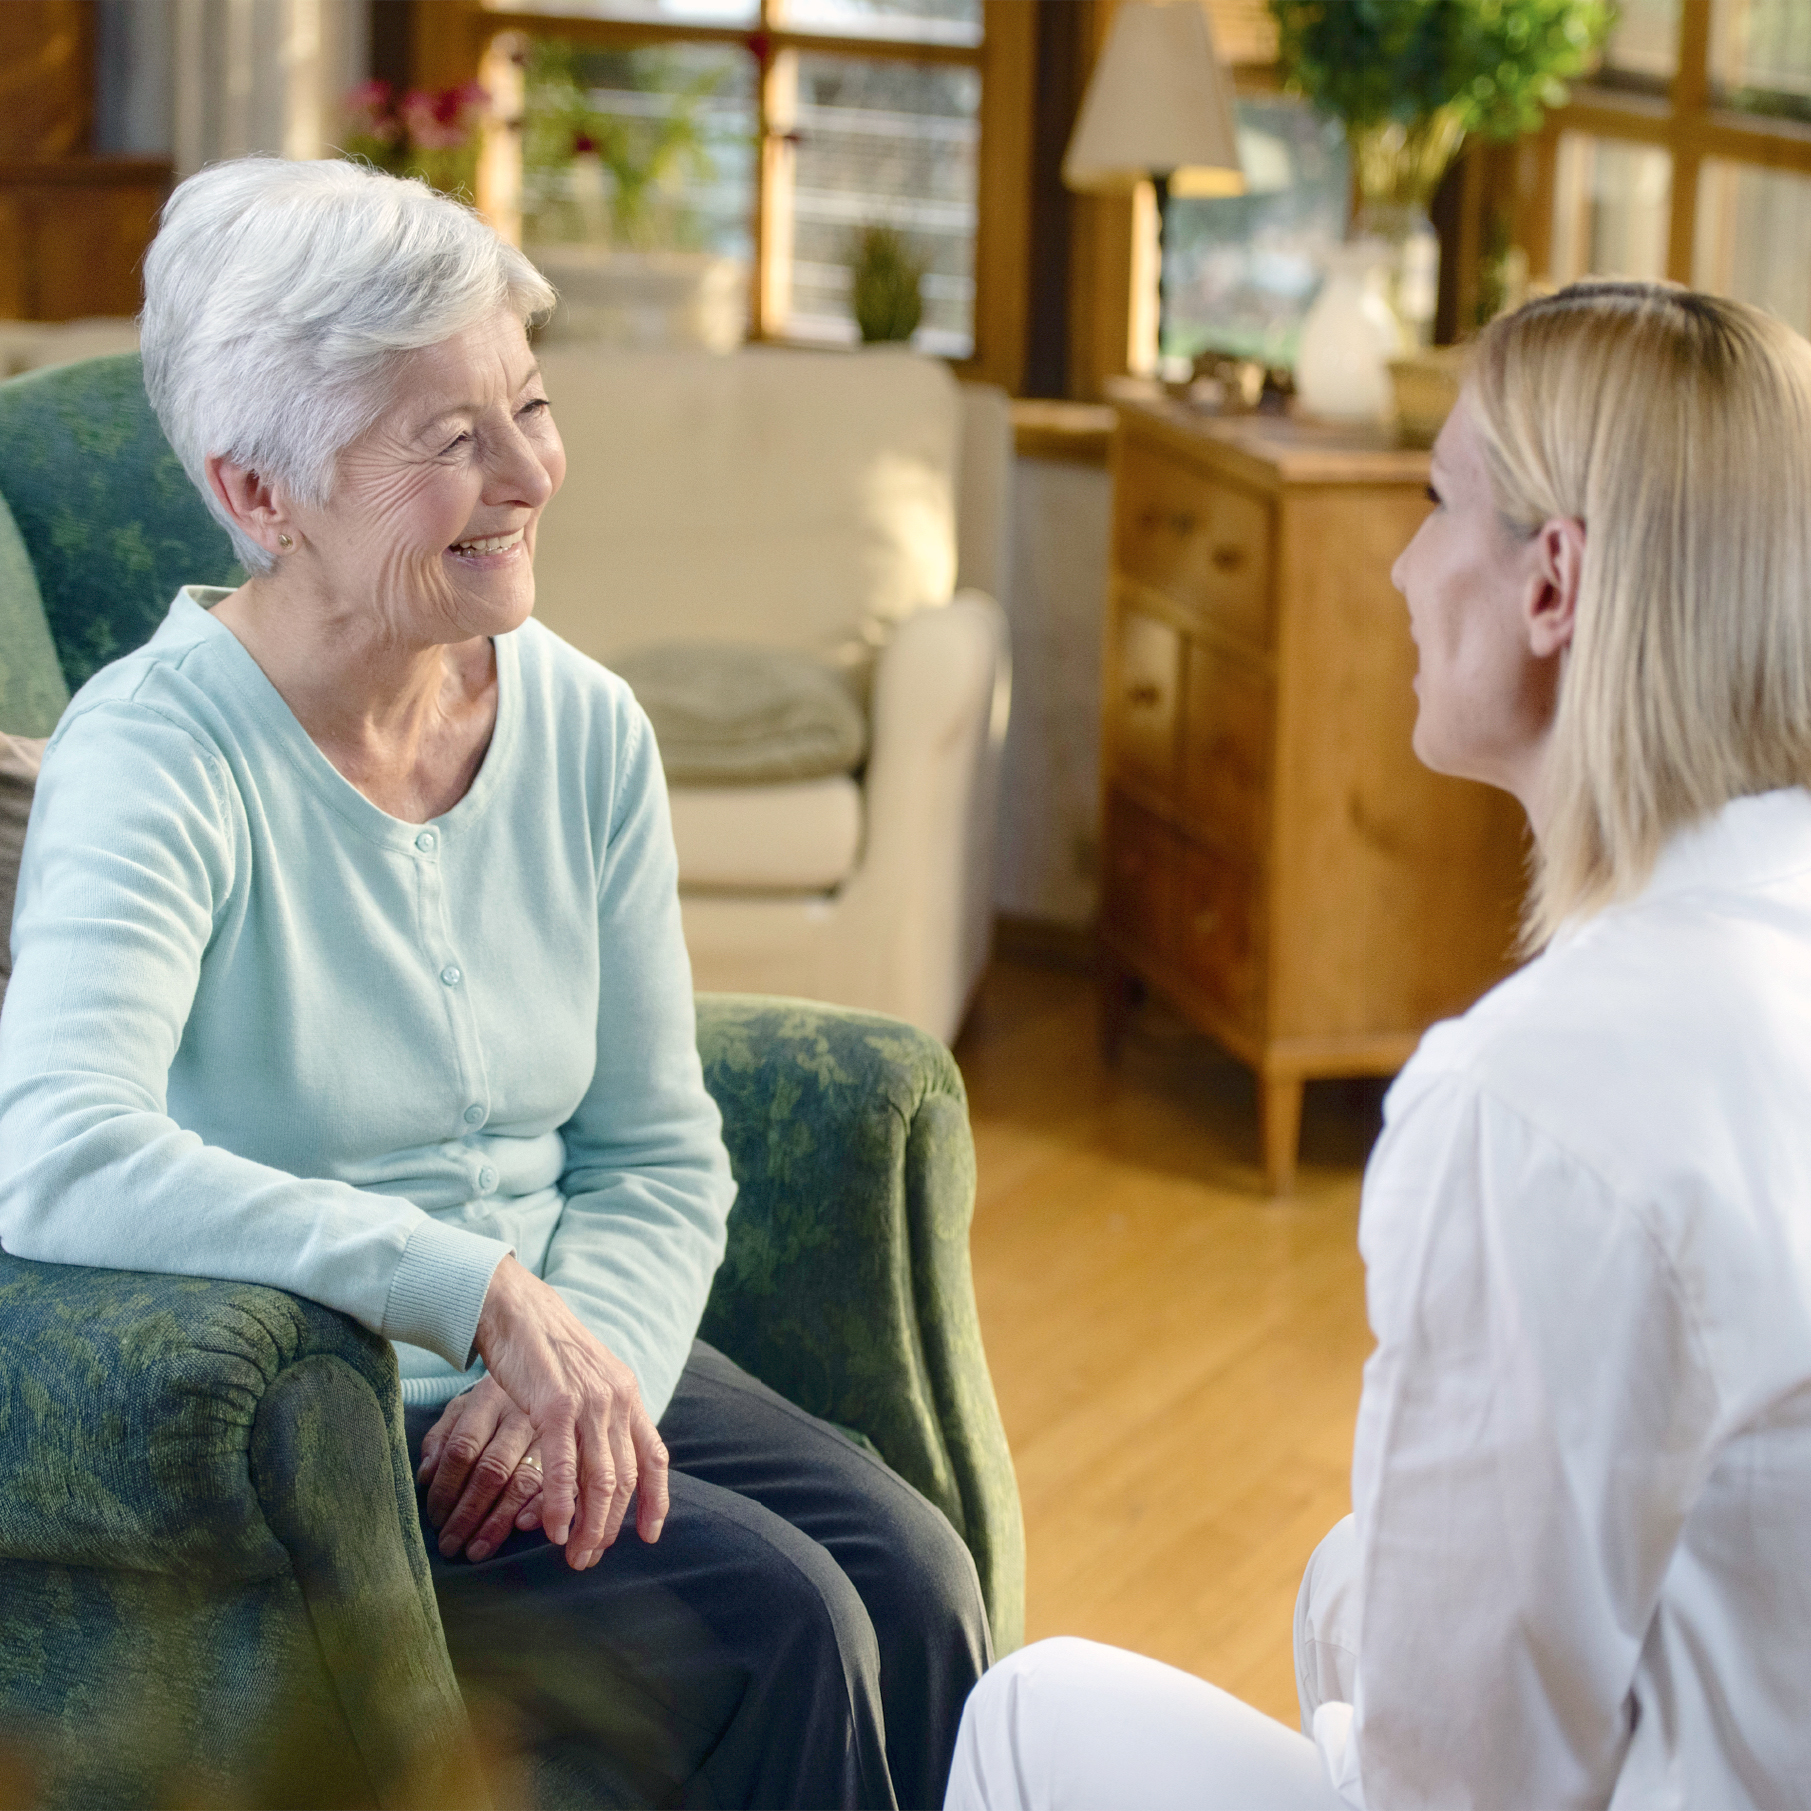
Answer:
[{"left": 0, "top": 591, "right": 735, "bottom": 1415}]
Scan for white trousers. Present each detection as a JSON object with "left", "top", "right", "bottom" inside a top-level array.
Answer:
[{"left": 944, "top": 1517, "right": 1360, "bottom": 1811}]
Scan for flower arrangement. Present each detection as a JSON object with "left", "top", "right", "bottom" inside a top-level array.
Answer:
[
  {"left": 340, "top": 80, "right": 489, "bottom": 197},
  {"left": 521, "top": 41, "right": 722, "bottom": 250}
]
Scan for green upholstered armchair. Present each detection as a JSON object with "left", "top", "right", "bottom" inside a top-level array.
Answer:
[{"left": 0, "top": 356, "right": 1024, "bottom": 1809}]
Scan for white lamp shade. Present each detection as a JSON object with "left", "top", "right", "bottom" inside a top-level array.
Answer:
[{"left": 1062, "top": 0, "right": 1245, "bottom": 198}]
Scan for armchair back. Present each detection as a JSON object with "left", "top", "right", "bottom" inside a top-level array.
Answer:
[{"left": 529, "top": 345, "right": 963, "bottom": 667}]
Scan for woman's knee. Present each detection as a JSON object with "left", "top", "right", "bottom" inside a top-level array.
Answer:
[
  {"left": 958, "top": 1638, "right": 1103, "bottom": 1752},
  {"left": 1294, "top": 1515, "right": 1359, "bottom": 1733}
]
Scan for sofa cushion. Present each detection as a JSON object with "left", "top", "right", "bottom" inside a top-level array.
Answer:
[
  {"left": 615, "top": 643, "right": 867, "bottom": 785},
  {"left": 529, "top": 345, "right": 960, "bottom": 670},
  {"left": 0, "top": 733, "right": 45, "bottom": 1012},
  {"left": 670, "top": 776, "right": 863, "bottom": 893},
  {"left": 0, "top": 488, "right": 70, "bottom": 737}
]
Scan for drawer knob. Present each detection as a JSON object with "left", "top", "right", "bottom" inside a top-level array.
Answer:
[
  {"left": 1126, "top": 683, "right": 1162, "bottom": 707},
  {"left": 1210, "top": 545, "right": 1245, "bottom": 573}
]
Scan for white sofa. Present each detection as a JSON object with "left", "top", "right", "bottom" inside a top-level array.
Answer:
[{"left": 531, "top": 345, "right": 1012, "bottom": 1045}]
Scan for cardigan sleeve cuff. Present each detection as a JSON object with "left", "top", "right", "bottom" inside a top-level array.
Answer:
[{"left": 381, "top": 1216, "right": 514, "bottom": 1371}]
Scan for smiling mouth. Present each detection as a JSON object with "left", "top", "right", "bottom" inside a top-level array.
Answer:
[{"left": 448, "top": 527, "right": 525, "bottom": 556}]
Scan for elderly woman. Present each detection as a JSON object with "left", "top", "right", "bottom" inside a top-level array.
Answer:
[
  {"left": 947, "top": 282, "right": 1811, "bottom": 1810},
  {"left": 0, "top": 156, "right": 988, "bottom": 1810}
]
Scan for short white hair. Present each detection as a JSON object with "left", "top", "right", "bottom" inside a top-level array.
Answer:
[{"left": 141, "top": 157, "right": 556, "bottom": 573}]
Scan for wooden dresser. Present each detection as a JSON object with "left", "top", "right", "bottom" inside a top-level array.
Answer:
[{"left": 1099, "top": 397, "right": 1527, "bottom": 1192}]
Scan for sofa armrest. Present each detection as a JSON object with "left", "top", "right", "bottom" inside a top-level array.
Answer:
[
  {"left": 696, "top": 993, "right": 1024, "bottom": 1652},
  {"left": 842, "top": 591, "right": 1011, "bottom": 1041},
  {"left": 0, "top": 1254, "right": 481, "bottom": 1807}
]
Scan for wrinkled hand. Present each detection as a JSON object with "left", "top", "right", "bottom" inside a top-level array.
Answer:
[
  {"left": 418, "top": 1376, "right": 549, "bottom": 1562},
  {"left": 456, "top": 1254, "right": 670, "bottom": 1569}
]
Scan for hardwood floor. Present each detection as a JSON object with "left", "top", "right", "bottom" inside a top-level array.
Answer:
[{"left": 954, "top": 955, "right": 1386, "bottom": 1727}]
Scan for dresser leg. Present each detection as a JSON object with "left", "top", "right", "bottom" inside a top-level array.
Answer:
[
  {"left": 1260, "top": 1075, "right": 1304, "bottom": 1195},
  {"left": 1098, "top": 951, "right": 1139, "bottom": 1062}
]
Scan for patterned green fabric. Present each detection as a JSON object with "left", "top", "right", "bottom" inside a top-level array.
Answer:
[
  {"left": 698, "top": 994, "right": 1025, "bottom": 1655},
  {"left": 0, "top": 1257, "right": 484, "bottom": 1809},
  {"left": 0, "top": 354, "right": 239, "bottom": 693},
  {"left": 0, "top": 488, "right": 68, "bottom": 736}
]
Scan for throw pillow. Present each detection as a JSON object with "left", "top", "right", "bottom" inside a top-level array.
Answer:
[
  {"left": 613, "top": 644, "right": 869, "bottom": 787},
  {"left": 0, "top": 733, "right": 45, "bottom": 1013}
]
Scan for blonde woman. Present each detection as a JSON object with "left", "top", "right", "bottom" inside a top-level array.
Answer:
[{"left": 948, "top": 282, "right": 1811, "bottom": 1810}]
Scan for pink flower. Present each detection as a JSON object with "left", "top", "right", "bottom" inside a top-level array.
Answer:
[
  {"left": 343, "top": 77, "right": 404, "bottom": 145},
  {"left": 399, "top": 83, "right": 489, "bottom": 150}
]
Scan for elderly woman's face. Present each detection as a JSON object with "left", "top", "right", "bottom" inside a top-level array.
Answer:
[
  {"left": 306, "top": 308, "right": 565, "bottom": 642},
  {"left": 1391, "top": 392, "right": 1560, "bottom": 796}
]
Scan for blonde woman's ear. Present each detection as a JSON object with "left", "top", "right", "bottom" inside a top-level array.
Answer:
[{"left": 1526, "top": 516, "right": 1586, "bottom": 659}]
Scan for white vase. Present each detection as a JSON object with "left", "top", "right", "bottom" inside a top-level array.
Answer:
[
  {"left": 1294, "top": 242, "right": 1405, "bottom": 424},
  {"left": 531, "top": 246, "right": 748, "bottom": 354}
]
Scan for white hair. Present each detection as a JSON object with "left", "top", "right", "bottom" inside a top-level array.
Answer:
[{"left": 140, "top": 157, "right": 556, "bottom": 573}]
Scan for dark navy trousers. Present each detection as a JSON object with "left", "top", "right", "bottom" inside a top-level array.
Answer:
[{"left": 406, "top": 1340, "right": 992, "bottom": 1810}]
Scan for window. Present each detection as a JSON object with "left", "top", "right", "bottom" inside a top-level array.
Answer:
[
  {"left": 1160, "top": 95, "right": 1348, "bottom": 370},
  {"left": 1532, "top": 0, "right": 1811, "bottom": 337},
  {"left": 480, "top": 0, "right": 988, "bottom": 357}
]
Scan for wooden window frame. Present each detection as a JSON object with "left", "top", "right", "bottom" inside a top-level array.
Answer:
[
  {"left": 411, "top": 0, "right": 1033, "bottom": 389},
  {"left": 1508, "top": 0, "right": 1811, "bottom": 286}
]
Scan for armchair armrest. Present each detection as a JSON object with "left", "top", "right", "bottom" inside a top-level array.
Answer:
[
  {"left": 0, "top": 1255, "right": 480, "bottom": 1808},
  {"left": 696, "top": 993, "right": 1024, "bottom": 1652}
]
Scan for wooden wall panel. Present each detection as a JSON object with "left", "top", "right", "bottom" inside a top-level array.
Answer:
[
  {"left": 0, "top": 162, "right": 170, "bottom": 320},
  {"left": 0, "top": 0, "right": 93, "bottom": 160}
]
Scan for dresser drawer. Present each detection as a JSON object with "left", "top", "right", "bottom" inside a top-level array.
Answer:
[
  {"left": 1114, "top": 440, "right": 1272, "bottom": 644},
  {"left": 1102, "top": 791, "right": 1180, "bottom": 967},
  {"left": 1178, "top": 841, "right": 1261, "bottom": 1029},
  {"left": 1181, "top": 641, "right": 1272, "bottom": 861},
  {"left": 1107, "top": 606, "right": 1182, "bottom": 796}
]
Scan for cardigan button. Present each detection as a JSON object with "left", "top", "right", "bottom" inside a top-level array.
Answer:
[
  {"left": 478, "top": 1166, "right": 498, "bottom": 1193},
  {"left": 440, "top": 965, "right": 462, "bottom": 987},
  {"left": 463, "top": 1103, "right": 485, "bottom": 1126},
  {"left": 415, "top": 829, "right": 436, "bottom": 853}
]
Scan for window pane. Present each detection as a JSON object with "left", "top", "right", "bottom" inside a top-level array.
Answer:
[
  {"left": 1596, "top": 0, "right": 1680, "bottom": 83},
  {"left": 487, "top": 0, "right": 759, "bottom": 24},
  {"left": 1694, "top": 159, "right": 1811, "bottom": 337},
  {"left": 521, "top": 38, "right": 756, "bottom": 263},
  {"left": 1549, "top": 132, "right": 1672, "bottom": 283},
  {"left": 785, "top": 55, "right": 980, "bottom": 355},
  {"left": 1711, "top": 0, "right": 1811, "bottom": 123},
  {"left": 1161, "top": 97, "right": 1348, "bottom": 369},
  {"left": 775, "top": 0, "right": 982, "bottom": 48}
]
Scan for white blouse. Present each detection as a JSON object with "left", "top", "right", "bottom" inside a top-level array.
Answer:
[{"left": 1319, "top": 789, "right": 1811, "bottom": 1810}]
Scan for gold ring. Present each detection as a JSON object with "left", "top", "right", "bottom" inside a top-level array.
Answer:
[{"left": 519, "top": 1454, "right": 542, "bottom": 1474}]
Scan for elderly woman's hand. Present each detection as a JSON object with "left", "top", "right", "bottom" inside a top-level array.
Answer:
[
  {"left": 418, "top": 1375, "right": 550, "bottom": 1561},
  {"left": 425, "top": 1255, "right": 671, "bottom": 1568}
]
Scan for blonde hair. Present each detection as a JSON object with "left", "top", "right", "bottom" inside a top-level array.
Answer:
[{"left": 1467, "top": 280, "right": 1811, "bottom": 949}]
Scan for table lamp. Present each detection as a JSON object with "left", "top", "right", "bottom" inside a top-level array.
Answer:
[{"left": 1062, "top": 0, "right": 1245, "bottom": 375}]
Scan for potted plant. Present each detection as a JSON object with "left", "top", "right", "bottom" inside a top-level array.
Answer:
[
  {"left": 1270, "top": 0, "right": 1612, "bottom": 343},
  {"left": 848, "top": 226, "right": 926, "bottom": 345},
  {"left": 518, "top": 40, "right": 745, "bottom": 351},
  {"left": 340, "top": 80, "right": 489, "bottom": 198}
]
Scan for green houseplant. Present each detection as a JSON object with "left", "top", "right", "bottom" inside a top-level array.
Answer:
[
  {"left": 1270, "top": 0, "right": 1613, "bottom": 338},
  {"left": 521, "top": 40, "right": 723, "bottom": 251},
  {"left": 849, "top": 226, "right": 926, "bottom": 345}
]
